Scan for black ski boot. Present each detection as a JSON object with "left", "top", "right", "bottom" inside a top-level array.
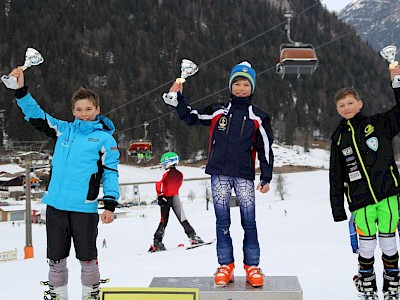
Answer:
[
  {"left": 148, "top": 240, "right": 166, "bottom": 252},
  {"left": 189, "top": 233, "right": 204, "bottom": 245},
  {"left": 383, "top": 269, "right": 400, "bottom": 300},
  {"left": 353, "top": 269, "right": 379, "bottom": 300}
]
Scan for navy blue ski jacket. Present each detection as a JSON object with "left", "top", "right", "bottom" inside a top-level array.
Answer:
[{"left": 176, "top": 92, "right": 274, "bottom": 182}]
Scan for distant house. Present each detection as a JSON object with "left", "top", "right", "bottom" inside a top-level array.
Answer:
[
  {"left": 0, "top": 164, "right": 25, "bottom": 199},
  {"left": 0, "top": 203, "right": 45, "bottom": 223}
]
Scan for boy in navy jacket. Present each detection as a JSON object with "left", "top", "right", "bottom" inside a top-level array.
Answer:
[{"left": 168, "top": 61, "right": 274, "bottom": 287}]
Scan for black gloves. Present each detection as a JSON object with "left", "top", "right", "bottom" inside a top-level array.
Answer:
[{"left": 157, "top": 195, "right": 167, "bottom": 206}]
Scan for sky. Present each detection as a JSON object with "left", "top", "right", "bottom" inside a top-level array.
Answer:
[
  {"left": 1, "top": 144, "right": 389, "bottom": 300},
  {"left": 321, "top": 0, "right": 353, "bottom": 12}
]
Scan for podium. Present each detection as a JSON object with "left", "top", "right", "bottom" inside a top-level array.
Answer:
[{"left": 150, "top": 276, "right": 302, "bottom": 300}]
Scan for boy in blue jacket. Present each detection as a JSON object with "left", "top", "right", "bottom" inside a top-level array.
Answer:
[
  {"left": 167, "top": 61, "right": 274, "bottom": 287},
  {"left": 9, "top": 67, "right": 120, "bottom": 300}
]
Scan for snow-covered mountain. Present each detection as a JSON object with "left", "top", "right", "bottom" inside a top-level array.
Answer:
[{"left": 338, "top": 0, "right": 400, "bottom": 51}]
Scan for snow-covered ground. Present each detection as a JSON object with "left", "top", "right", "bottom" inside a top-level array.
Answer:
[{"left": 0, "top": 144, "right": 390, "bottom": 299}]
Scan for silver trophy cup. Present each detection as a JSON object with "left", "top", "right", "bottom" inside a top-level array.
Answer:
[
  {"left": 380, "top": 45, "right": 400, "bottom": 89},
  {"left": 1, "top": 48, "right": 44, "bottom": 89},
  {"left": 162, "top": 59, "right": 198, "bottom": 107}
]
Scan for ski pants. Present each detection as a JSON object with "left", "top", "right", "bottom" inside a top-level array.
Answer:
[
  {"left": 211, "top": 174, "right": 260, "bottom": 266},
  {"left": 46, "top": 205, "right": 100, "bottom": 286},
  {"left": 353, "top": 195, "right": 399, "bottom": 268},
  {"left": 153, "top": 195, "right": 195, "bottom": 242}
]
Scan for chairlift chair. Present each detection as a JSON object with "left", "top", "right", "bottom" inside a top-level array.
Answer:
[
  {"left": 127, "top": 122, "right": 153, "bottom": 162},
  {"left": 276, "top": 12, "right": 318, "bottom": 78},
  {"left": 127, "top": 140, "right": 152, "bottom": 157},
  {"left": 276, "top": 43, "right": 318, "bottom": 78}
]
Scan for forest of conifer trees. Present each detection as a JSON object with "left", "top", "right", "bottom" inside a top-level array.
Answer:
[{"left": 0, "top": 0, "right": 395, "bottom": 162}]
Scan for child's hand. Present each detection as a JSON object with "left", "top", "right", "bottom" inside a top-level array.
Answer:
[
  {"left": 169, "top": 81, "right": 183, "bottom": 93},
  {"left": 101, "top": 210, "right": 114, "bottom": 224},
  {"left": 390, "top": 64, "right": 400, "bottom": 81},
  {"left": 256, "top": 181, "right": 270, "bottom": 193},
  {"left": 8, "top": 67, "right": 25, "bottom": 89}
]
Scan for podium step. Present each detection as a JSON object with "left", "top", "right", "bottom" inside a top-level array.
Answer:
[{"left": 149, "top": 276, "right": 302, "bottom": 300}]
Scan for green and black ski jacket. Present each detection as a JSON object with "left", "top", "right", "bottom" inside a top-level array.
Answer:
[{"left": 329, "top": 87, "right": 400, "bottom": 222}]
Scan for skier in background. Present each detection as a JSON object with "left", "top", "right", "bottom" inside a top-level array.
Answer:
[
  {"left": 329, "top": 65, "right": 400, "bottom": 300},
  {"left": 167, "top": 61, "right": 273, "bottom": 287},
  {"left": 148, "top": 152, "right": 204, "bottom": 252}
]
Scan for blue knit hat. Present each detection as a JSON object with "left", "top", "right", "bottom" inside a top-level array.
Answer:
[{"left": 229, "top": 61, "right": 256, "bottom": 94}]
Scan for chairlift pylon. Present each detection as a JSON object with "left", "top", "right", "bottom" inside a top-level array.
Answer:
[{"left": 276, "top": 12, "right": 318, "bottom": 79}]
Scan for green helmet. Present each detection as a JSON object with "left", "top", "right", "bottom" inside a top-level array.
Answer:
[{"left": 160, "top": 151, "right": 179, "bottom": 169}]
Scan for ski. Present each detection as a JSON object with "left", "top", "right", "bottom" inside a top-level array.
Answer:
[
  {"left": 141, "top": 239, "right": 215, "bottom": 255},
  {"left": 139, "top": 243, "right": 185, "bottom": 255},
  {"left": 185, "top": 239, "right": 215, "bottom": 250}
]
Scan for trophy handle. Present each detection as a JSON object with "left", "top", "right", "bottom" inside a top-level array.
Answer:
[{"left": 389, "top": 61, "right": 398, "bottom": 70}]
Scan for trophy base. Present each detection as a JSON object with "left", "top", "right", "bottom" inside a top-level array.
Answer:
[
  {"left": 162, "top": 92, "right": 178, "bottom": 107},
  {"left": 393, "top": 76, "right": 400, "bottom": 89},
  {"left": 1, "top": 75, "right": 19, "bottom": 89}
]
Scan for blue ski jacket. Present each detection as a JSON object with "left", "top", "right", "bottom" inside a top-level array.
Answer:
[
  {"left": 176, "top": 93, "right": 274, "bottom": 182},
  {"left": 16, "top": 90, "right": 120, "bottom": 213}
]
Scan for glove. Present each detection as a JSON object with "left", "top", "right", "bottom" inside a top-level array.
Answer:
[{"left": 157, "top": 195, "right": 167, "bottom": 206}]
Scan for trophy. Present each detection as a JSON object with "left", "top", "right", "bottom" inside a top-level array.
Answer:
[
  {"left": 162, "top": 59, "right": 198, "bottom": 107},
  {"left": 1, "top": 48, "right": 44, "bottom": 89},
  {"left": 380, "top": 45, "right": 400, "bottom": 88}
]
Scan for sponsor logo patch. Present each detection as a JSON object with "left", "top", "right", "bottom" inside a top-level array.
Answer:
[
  {"left": 366, "top": 137, "right": 378, "bottom": 151},
  {"left": 364, "top": 124, "right": 374, "bottom": 137},
  {"left": 218, "top": 116, "right": 228, "bottom": 131},
  {"left": 342, "top": 147, "right": 353, "bottom": 156},
  {"left": 349, "top": 171, "right": 362, "bottom": 182}
]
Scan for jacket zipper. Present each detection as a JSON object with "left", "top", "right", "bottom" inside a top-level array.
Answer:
[
  {"left": 390, "top": 165, "right": 399, "bottom": 187},
  {"left": 345, "top": 183, "right": 352, "bottom": 203},
  {"left": 226, "top": 114, "right": 232, "bottom": 134},
  {"left": 209, "top": 139, "right": 216, "bottom": 160},
  {"left": 347, "top": 120, "right": 378, "bottom": 203},
  {"left": 240, "top": 116, "right": 246, "bottom": 137}
]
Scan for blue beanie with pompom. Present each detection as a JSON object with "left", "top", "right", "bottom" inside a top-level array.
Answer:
[{"left": 228, "top": 61, "right": 256, "bottom": 94}]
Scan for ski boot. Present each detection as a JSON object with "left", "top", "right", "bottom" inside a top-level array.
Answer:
[
  {"left": 82, "top": 283, "right": 100, "bottom": 300},
  {"left": 353, "top": 269, "right": 379, "bottom": 300},
  {"left": 189, "top": 234, "right": 204, "bottom": 245},
  {"left": 41, "top": 281, "right": 68, "bottom": 300},
  {"left": 244, "top": 264, "right": 264, "bottom": 287},
  {"left": 82, "top": 279, "right": 109, "bottom": 300},
  {"left": 383, "top": 269, "right": 400, "bottom": 300},
  {"left": 214, "top": 262, "right": 235, "bottom": 286},
  {"left": 148, "top": 240, "right": 166, "bottom": 252}
]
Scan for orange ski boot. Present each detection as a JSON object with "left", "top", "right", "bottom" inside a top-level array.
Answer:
[
  {"left": 214, "top": 262, "right": 235, "bottom": 286},
  {"left": 244, "top": 264, "right": 264, "bottom": 287}
]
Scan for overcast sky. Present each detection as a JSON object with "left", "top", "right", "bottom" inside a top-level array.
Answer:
[{"left": 321, "top": 0, "right": 353, "bottom": 12}]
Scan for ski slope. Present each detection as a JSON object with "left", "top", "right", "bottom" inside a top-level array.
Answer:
[{"left": 0, "top": 145, "right": 391, "bottom": 299}]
